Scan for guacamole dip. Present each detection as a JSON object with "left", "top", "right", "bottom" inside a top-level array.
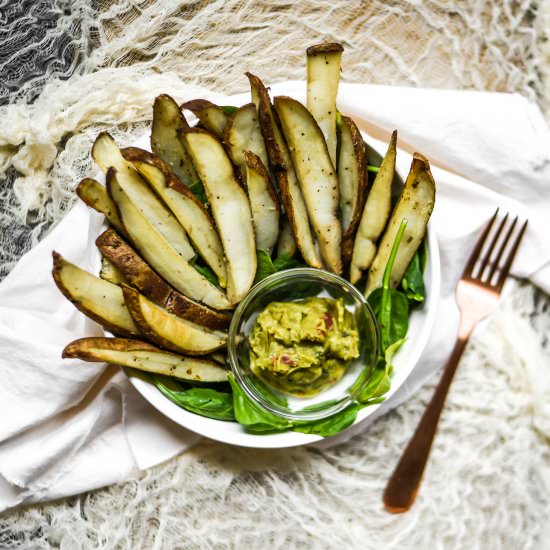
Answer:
[{"left": 248, "top": 297, "right": 360, "bottom": 397}]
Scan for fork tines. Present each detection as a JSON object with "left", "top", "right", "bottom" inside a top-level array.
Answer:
[{"left": 464, "top": 209, "right": 528, "bottom": 289}]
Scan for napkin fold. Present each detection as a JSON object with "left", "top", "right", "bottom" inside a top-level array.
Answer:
[{"left": 1, "top": 83, "right": 549, "bottom": 512}]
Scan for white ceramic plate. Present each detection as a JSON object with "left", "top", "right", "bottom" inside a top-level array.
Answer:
[{"left": 122, "top": 110, "right": 441, "bottom": 449}]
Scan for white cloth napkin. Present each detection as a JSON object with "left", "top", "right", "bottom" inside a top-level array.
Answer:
[{"left": 1, "top": 83, "right": 549, "bottom": 512}]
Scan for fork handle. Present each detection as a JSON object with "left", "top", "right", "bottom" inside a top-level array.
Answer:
[{"left": 383, "top": 333, "right": 470, "bottom": 513}]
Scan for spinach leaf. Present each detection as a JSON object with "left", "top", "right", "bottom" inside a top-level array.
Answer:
[
  {"left": 228, "top": 375, "right": 293, "bottom": 433},
  {"left": 293, "top": 404, "right": 361, "bottom": 437},
  {"left": 357, "top": 361, "right": 391, "bottom": 404},
  {"left": 368, "top": 220, "right": 410, "bottom": 353},
  {"left": 254, "top": 250, "right": 305, "bottom": 284},
  {"left": 190, "top": 257, "right": 219, "bottom": 286},
  {"left": 153, "top": 376, "right": 235, "bottom": 421},
  {"left": 254, "top": 249, "right": 277, "bottom": 283},
  {"left": 220, "top": 105, "right": 239, "bottom": 116},
  {"left": 229, "top": 375, "right": 364, "bottom": 437},
  {"left": 273, "top": 253, "right": 304, "bottom": 272},
  {"left": 401, "top": 251, "right": 426, "bottom": 303},
  {"left": 368, "top": 288, "right": 409, "bottom": 352},
  {"left": 188, "top": 179, "right": 207, "bottom": 203}
]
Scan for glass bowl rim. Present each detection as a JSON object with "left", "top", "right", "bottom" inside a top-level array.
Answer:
[{"left": 227, "top": 267, "right": 380, "bottom": 422}]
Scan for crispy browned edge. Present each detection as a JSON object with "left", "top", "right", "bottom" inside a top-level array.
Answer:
[
  {"left": 96, "top": 229, "right": 231, "bottom": 330},
  {"left": 122, "top": 285, "right": 224, "bottom": 355},
  {"left": 181, "top": 99, "right": 222, "bottom": 113},
  {"left": 306, "top": 42, "right": 344, "bottom": 56},
  {"left": 154, "top": 94, "right": 190, "bottom": 128},
  {"left": 245, "top": 73, "right": 285, "bottom": 170},
  {"left": 246, "top": 73, "right": 323, "bottom": 267},
  {"left": 76, "top": 178, "right": 127, "bottom": 235},
  {"left": 181, "top": 99, "right": 228, "bottom": 134},
  {"left": 340, "top": 115, "right": 368, "bottom": 264},
  {"left": 52, "top": 251, "right": 138, "bottom": 338},
  {"left": 63, "top": 336, "right": 160, "bottom": 360},
  {"left": 243, "top": 150, "right": 281, "bottom": 217},
  {"left": 411, "top": 151, "right": 434, "bottom": 180}
]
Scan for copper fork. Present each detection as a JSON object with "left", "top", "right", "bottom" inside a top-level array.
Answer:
[{"left": 383, "top": 209, "right": 528, "bottom": 513}]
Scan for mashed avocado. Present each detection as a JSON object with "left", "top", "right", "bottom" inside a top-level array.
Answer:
[{"left": 248, "top": 297, "right": 360, "bottom": 397}]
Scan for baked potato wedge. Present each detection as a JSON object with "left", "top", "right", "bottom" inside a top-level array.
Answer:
[
  {"left": 76, "top": 178, "right": 126, "bottom": 236},
  {"left": 244, "top": 151, "right": 280, "bottom": 253},
  {"left": 92, "top": 133, "right": 195, "bottom": 261},
  {"left": 122, "top": 147, "right": 227, "bottom": 287},
  {"left": 365, "top": 153, "right": 435, "bottom": 295},
  {"left": 180, "top": 128, "right": 256, "bottom": 303},
  {"left": 246, "top": 72, "right": 322, "bottom": 268},
  {"left": 96, "top": 229, "right": 231, "bottom": 330},
  {"left": 181, "top": 99, "right": 228, "bottom": 138},
  {"left": 306, "top": 42, "right": 344, "bottom": 165},
  {"left": 151, "top": 94, "right": 198, "bottom": 185},
  {"left": 52, "top": 252, "right": 139, "bottom": 337},
  {"left": 63, "top": 337, "right": 228, "bottom": 382},
  {"left": 99, "top": 256, "right": 126, "bottom": 285},
  {"left": 338, "top": 115, "right": 367, "bottom": 263},
  {"left": 350, "top": 131, "right": 397, "bottom": 284},
  {"left": 123, "top": 285, "right": 227, "bottom": 355},
  {"left": 223, "top": 103, "right": 269, "bottom": 179},
  {"left": 276, "top": 218, "right": 297, "bottom": 258},
  {"left": 274, "top": 96, "right": 342, "bottom": 274},
  {"left": 107, "top": 169, "right": 233, "bottom": 310}
]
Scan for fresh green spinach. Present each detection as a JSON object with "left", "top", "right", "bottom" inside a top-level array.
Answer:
[
  {"left": 401, "top": 252, "right": 425, "bottom": 303},
  {"left": 228, "top": 375, "right": 293, "bottom": 433},
  {"left": 254, "top": 250, "right": 305, "bottom": 284},
  {"left": 153, "top": 376, "right": 235, "bottom": 421},
  {"left": 228, "top": 374, "right": 362, "bottom": 437},
  {"left": 190, "top": 257, "right": 219, "bottom": 286},
  {"left": 188, "top": 179, "right": 207, "bottom": 203},
  {"left": 368, "top": 220, "right": 410, "bottom": 353},
  {"left": 293, "top": 404, "right": 361, "bottom": 437},
  {"left": 220, "top": 105, "right": 239, "bottom": 116}
]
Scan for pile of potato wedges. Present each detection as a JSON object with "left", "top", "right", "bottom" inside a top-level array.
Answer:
[{"left": 54, "top": 42, "right": 435, "bottom": 386}]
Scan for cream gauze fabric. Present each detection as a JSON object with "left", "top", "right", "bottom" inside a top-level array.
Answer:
[{"left": 0, "top": 1, "right": 549, "bottom": 548}]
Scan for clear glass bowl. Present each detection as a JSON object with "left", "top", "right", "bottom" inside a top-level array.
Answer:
[{"left": 227, "top": 268, "right": 380, "bottom": 422}]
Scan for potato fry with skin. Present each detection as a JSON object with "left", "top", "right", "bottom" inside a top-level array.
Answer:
[
  {"left": 123, "top": 285, "right": 227, "bottom": 356},
  {"left": 63, "top": 337, "right": 228, "bottom": 382},
  {"left": 76, "top": 178, "right": 126, "bottom": 236},
  {"left": 223, "top": 103, "right": 270, "bottom": 180},
  {"left": 93, "top": 133, "right": 196, "bottom": 262},
  {"left": 338, "top": 115, "right": 368, "bottom": 264},
  {"left": 306, "top": 42, "right": 344, "bottom": 166},
  {"left": 107, "top": 168, "right": 233, "bottom": 310},
  {"left": 122, "top": 147, "right": 227, "bottom": 288},
  {"left": 365, "top": 153, "right": 435, "bottom": 296},
  {"left": 96, "top": 229, "right": 231, "bottom": 330},
  {"left": 52, "top": 252, "right": 139, "bottom": 337},
  {"left": 181, "top": 99, "right": 229, "bottom": 138},
  {"left": 350, "top": 131, "right": 397, "bottom": 284},
  {"left": 180, "top": 128, "right": 257, "bottom": 304},
  {"left": 151, "top": 94, "right": 198, "bottom": 185},
  {"left": 246, "top": 72, "right": 322, "bottom": 268},
  {"left": 244, "top": 151, "right": 280, "bottom": 253},
  {"left": 274, "top": 96, "right": 342, "bottom": 274}
]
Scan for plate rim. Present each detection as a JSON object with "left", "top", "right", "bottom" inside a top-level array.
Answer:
[{"left": 122, "top": 122, "right": 441, "bottom": 449}]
